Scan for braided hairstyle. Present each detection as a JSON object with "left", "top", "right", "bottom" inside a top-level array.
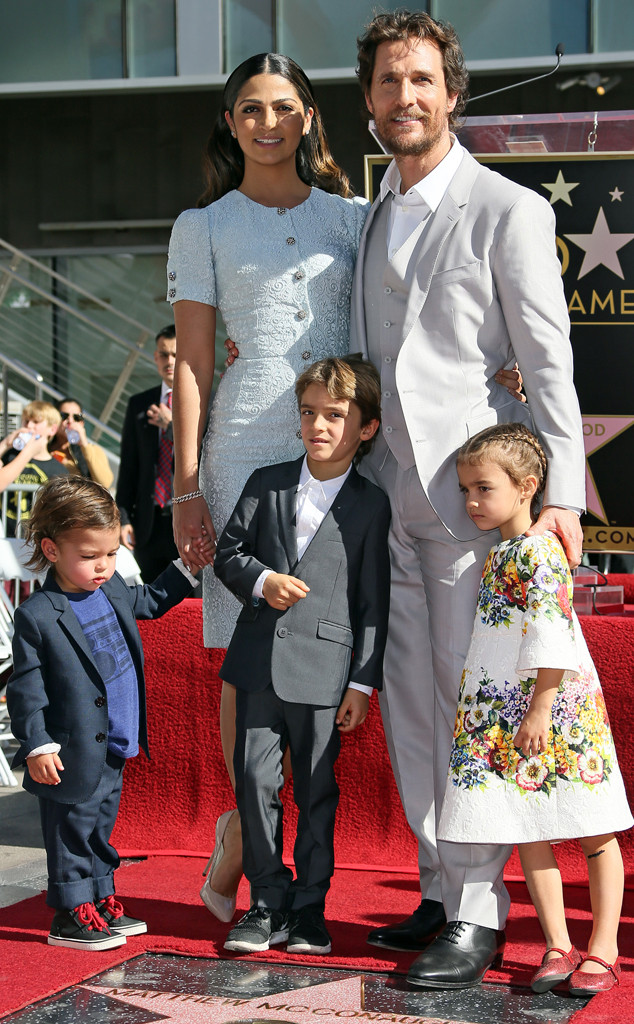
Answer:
[{"left": 456, "top": 423, "right": 548, "bottom": 518}]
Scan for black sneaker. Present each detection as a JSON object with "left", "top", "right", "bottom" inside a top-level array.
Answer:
[
  {"left": 96, "top": 894, "right": 148, "bottom": 936},
  {"left": 287, "top": 907, "right": 332, "bottom": 954},
  {"left": 47, "top": 903, "right": 127, "bottom": 951},
  {"left": 224, "top": 906, "right": 289, "bottom": 952}
]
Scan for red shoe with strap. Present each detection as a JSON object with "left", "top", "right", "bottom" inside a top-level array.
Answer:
[
  {"left": 569, "top": 955, "right": 621, "bottom": 997},
  {"left": 531, "top": 946, "right": 581, "bottom": 993}
]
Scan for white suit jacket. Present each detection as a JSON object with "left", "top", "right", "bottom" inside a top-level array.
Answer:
[{"left": 351, "top": 149, "right": 585, "bottom": 540}]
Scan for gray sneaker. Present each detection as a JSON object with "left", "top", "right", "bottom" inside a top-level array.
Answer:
[
  {"left": 48, "top": 903, "right": 127, "bottom": 951},
  {"left": 224, "top": 906, "right": 289, "bottom": 952}
]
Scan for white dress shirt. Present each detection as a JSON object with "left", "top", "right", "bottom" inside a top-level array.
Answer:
[
  {"left": 380, "top": 135, "right": 465, "bottom": 259},
  {"left": 379, "top": 138, "right": 582, "bottom": 518},
  {"left": 253, "top": 456, "right": 373, "bottom": 696}
]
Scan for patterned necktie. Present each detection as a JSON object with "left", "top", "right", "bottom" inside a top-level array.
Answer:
[{"left": 154, "top": 390, "right": 173, "bottom": 508}]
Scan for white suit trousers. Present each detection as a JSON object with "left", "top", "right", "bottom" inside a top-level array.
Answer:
[{"left": 371, "top": 452, "right": 512, "bottom": 929}]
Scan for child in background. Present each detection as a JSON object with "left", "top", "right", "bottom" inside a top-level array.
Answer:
[
  {"left": 7, "top": 476, "right": 196, "bottom": 950},
  {"left": 438, "top": 423, "right": 632, "bottom": 997},
  {"left": 0, "top": 400, "right": 68, "bottom": 533}
]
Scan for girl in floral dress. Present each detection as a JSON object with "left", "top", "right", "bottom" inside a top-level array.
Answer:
[{"left": 438, "top": 423, "right": 632, "bottom": 998}]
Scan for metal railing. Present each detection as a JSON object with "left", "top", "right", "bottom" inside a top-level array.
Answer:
[
  {"left": 0, "top": 483, "right": 39, "bottom": 540},
  {"left": 0, "top": 238, "right": 160, "bottom": 445},
  {"left": 0, "top": 355, "right": 121, "bottom": 445}
]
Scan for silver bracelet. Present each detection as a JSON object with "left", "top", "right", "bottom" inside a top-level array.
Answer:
[{"left": 173, "top": 489, "right": 204, "bottom": 504}]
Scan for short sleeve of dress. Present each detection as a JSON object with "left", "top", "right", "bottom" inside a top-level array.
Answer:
[
  {"left": 166, "top": 207, "right": 216, "bottom": 306},
  {"left": 515, "top": 533, "right": 579, "bottom": 680}
]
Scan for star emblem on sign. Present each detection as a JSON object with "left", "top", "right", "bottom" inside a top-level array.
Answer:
[
  {"left": 583, "top": 415, "right": 634, "bottom": 523},
  {"left": 82, "top": 976, "right": 459, "bottom": 1024},
  {"left": 541, "top": 169, "right": 580, "bottom": 206},
  {"left": 565, "top": 207, "right": 634, "bottom": 280}
]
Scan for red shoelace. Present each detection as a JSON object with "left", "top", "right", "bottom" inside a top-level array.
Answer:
[
  {"left": 99, "top": 894, "right": 124, "bottom": 920},
  {"left": 75, "top": 902, "right": 110, "bottom": 932}
]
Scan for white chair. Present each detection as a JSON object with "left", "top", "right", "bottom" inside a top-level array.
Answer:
[
  {"left": 0, "top": 537, "right": 43, "bottom": 614},
  {"left": 115, "top": 545, "right": 143, "bottom": 585},
  {"left": 0, "top": 538, "right": 42, "bottom": 787}
]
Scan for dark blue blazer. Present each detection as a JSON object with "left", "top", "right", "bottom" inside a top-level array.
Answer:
[
  {"left": 7, "top": 562, "right": 192, "bottom": 804},
  {"left": 214, "top": 457, "right": 391, "bottom": 706}
]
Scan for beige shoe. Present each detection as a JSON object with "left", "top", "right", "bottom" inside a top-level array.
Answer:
[{"left": 200, "top": 809, "right": 238, "bottom": 923}]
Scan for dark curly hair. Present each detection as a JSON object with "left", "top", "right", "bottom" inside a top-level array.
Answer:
[{"left": 356, "top": 9, "right": 469, "bottom": 131}]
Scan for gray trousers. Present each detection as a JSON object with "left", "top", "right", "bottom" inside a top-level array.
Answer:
[
  {"left": 368, "top": 452, "right": 512, "bottom": 929},
  {"left": 234, "top": 685, "right": 341, "bottom": 912}
]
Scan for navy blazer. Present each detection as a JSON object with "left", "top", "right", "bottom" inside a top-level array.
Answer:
[
  {"left": 214, "top": 457, "right": 391, "bottom": 706},
  {"left": 7, "top": 562, "right": 192, "bottom": 804}
]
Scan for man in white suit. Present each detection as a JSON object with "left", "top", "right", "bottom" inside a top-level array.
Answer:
[{"left": 351, "top": 11, "right": 585, "bottom": 989}]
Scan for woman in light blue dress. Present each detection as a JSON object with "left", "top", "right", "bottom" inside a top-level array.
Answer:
[{"left": 167, "top": 53, "right": 369, "bottom": 921}]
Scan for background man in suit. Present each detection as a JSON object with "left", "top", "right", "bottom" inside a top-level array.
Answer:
[
  {"left": 117, "top": 325, "right": 178, "bottom": 581},
  {"left": 214, "top": 357, "right": 391, "bottom": 958},
  {"left": 351, "top": 11, "right": 585, "bottom": 988}
]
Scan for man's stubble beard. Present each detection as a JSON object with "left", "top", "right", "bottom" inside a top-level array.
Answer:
[{"left": 372, "top": 108, "right": 448, "bottom": 158}]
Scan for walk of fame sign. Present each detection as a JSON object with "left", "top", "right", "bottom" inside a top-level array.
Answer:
[
  {"left": 364, "top": 144, "right": 634, "bottom": 553},
  {"left": 477, "top": 151, "right": 634, "bottom": 553}
]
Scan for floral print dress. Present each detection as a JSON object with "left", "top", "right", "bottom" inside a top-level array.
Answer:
[{"left": 438, "top": 532, "right": 632, "bottom": 844}]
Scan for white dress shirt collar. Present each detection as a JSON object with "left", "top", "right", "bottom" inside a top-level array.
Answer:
[
  {"left": 379, "top": 135, "right": 465, "bottom": 212},
  {"left": 297, "top": 455, "right": 352, "bottom": 499}
]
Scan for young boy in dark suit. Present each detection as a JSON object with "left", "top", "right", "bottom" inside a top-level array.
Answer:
[
  {"left": 7, "top": 476, "right": 196, "bottom": 950},
  {"left": 214, "top": 356, "right": 391, "bottom": 956}
]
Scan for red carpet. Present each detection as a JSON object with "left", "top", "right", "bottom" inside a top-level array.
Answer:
[
  {"left": 1, "top": 858, "right": 632, "bottom": 1022},
  {"left": 3, "top": 593, "right": 632, "bottom": 1021},
  {"left": 113, "top": 601, "right": 634, "bottom": 887}
]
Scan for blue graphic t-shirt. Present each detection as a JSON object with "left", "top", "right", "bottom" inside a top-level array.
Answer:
[{"left": 66, "top": 587, "right": 139, "bottom": 758}]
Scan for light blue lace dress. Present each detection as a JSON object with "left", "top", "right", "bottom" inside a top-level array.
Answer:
[{"left": 167, "top": 187, "right": 369, "bottom": 646}]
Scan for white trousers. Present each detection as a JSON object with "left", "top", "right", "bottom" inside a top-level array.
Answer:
[{"left": 371, "top": 453, "right": 512, "bottom": 929}]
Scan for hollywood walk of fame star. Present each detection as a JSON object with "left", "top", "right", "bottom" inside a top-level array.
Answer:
[
  {"left": 583, "top": 415, "right": 634, "bottom": 523},
  {"left": 82, "top": 976, "right": 458, "bottom": 1024},
  {"left": 609, "top": 186, "right": 624, "bottom": 202},
  {"left": 565, "top": 207, "right": 634, "bottom": 280},
  {"left": 541, "top": 170, "right": 580, "bottom": 206}
]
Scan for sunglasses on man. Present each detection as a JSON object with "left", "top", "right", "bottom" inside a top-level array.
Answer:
[{"left": 62, "top": 412, "right": 84, "bottom": 422}]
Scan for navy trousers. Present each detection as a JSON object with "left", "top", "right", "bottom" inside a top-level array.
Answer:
[{"left": 39, "top": 749, "right": 125, "bottom": 910}]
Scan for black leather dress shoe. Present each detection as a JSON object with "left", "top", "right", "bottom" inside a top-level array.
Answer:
[
  {"left": 367, "top": 899, "right": 446, "bottom": 951},
  {"left": 406, "top": 921, "right": 505, "bottom": 989}
]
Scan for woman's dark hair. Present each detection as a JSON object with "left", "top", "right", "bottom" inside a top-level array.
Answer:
[{"left": 198, "top": 53, "right": 352, "bottom": 206}]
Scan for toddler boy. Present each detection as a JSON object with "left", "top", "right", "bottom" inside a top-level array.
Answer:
[{"left": 7, "top": 476, "right": 196, "bottom": 949}]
